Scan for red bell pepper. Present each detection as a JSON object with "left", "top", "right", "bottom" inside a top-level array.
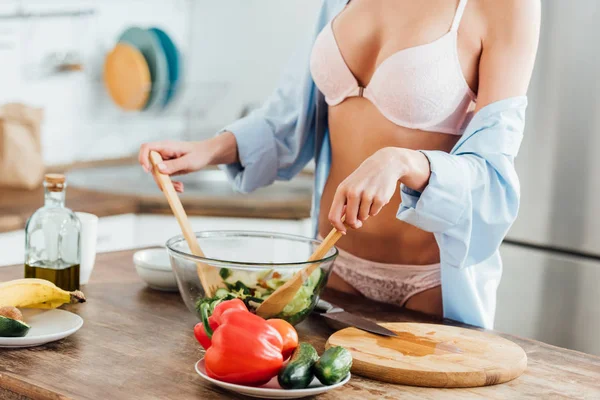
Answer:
[
  {"left": 194, "top": 315, "right": 218, "bottom": 350},
  {"left": 193, "top": 299, "right": 247, "bottom": 350},
  {"left": 266, "top": 319, "right": 298, "bottom": 359},
  {"left": 200, "top": 302, "right": 284, "bottom": 386},
  {"left": 212, "top": 298, "right": 247, "bottom": 321}
]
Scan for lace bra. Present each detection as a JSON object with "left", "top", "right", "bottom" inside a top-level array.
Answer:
[{"left": 310, "top": 0, "right": 476, "bottom": 135}]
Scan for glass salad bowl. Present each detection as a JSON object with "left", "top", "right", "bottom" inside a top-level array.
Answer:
[{"left": 166, "top": 231, "right": 338, "bottom": 326}]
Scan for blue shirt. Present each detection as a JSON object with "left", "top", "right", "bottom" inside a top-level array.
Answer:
[{"left": 220, "top": 0, "right": 527, "bottom": 329}]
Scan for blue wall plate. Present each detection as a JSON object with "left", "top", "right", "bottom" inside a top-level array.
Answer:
[
  {"left": 119, "top": 26, "right": 169, "bottom": 111},
  {"left": 149, "top": 27, "right": 181, "bottom": 108}
]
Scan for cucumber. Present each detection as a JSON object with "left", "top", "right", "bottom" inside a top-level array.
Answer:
[
  {"left": 0, "top": 316, "right": 30, "bottom": 338},
  {"left": 276, "top": 268, "right": 326, "bottom": 325},
  {"left": 314, "top": 346, "right": 352, "bottom": 385},
  {"left": 277, "top": 342, "right": 319, "bottom": 389},
  {"left": 214, "top": 288, "right": 229, "bottom": 299}
]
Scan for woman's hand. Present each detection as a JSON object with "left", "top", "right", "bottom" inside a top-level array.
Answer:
[
  {"left": 328, "top": 148, "right": 431, "bottom": 233},
  {"left": 138, "top": 132, "right": 238, "bottom": 193}
]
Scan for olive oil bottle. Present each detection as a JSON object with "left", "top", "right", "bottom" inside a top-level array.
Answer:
[
  {"left": 24, "top": 174, "right": 81, "bottom": 291},
  {"left": 25, "top": 262, "right": 80, "bottom": 292}
]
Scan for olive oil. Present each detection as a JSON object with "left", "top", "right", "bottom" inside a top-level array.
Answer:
[
  {"left": 25, "top": 261, "right": 80, "bottom": 292},
  {"left": 24, "top": 174, "right": 81, "bottom": 291}
]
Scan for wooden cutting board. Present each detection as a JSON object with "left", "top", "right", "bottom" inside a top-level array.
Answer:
[{"left": 326, "top": 322, "right": 527, "bottom": 388}]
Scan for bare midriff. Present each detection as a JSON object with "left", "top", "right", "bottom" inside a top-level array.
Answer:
[
  {"left": 315, "top": 0, "right": 482, "bottom": 313},
  {"left": 318, "top": 98, "right": 461, "bottom": 265}
]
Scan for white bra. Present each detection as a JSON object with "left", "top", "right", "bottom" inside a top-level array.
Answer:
[{"left": 310, "top": 0, "right": 476, "bottom": 135}]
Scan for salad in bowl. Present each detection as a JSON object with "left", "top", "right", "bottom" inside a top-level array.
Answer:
[{"left": 166, "top": 231, "right": 337, "bottom": 325}]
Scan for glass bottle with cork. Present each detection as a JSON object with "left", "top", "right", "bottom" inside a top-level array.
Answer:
[{"left": 24, "top": 174, "right": 81, "bottom": 291}]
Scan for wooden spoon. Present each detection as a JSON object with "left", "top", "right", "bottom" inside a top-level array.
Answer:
[
  {"left": 256, "top": 224, "right": 344, "bottom": 318},
  {"left": 148, "top": 151, "right": 221, "bottom": 298}
]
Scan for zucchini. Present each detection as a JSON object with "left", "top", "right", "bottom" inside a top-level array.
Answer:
[
  {"left": 0, "top": 315, "right": 30, "bottom": 338},
  {"left": 277, "top": 342, "right": 319, "bottom": 389},
  {"left": 314, "top": 346, "right": 352, "bottom": 385}
]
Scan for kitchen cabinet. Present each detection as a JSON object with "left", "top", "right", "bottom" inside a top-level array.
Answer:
[
  {"left": 96, "top": 213, "right": 137, "bottom": 253},
  {"left": 0, "top": 214, "right": 312, "bottom": 267}
]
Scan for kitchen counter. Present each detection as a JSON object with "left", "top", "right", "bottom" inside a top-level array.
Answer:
[
  {"left": 0, "top": 178, "right": 312, "bottom": 234},
  {"left": 0, "top": 186, "right": 139, "bottom": 233},
  {"left": 0, "top": 250, "right": 598, "bottom": 399}
]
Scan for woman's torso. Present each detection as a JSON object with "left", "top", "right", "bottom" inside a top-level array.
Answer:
[{"left": 316, "top": 0, "right": 484, "bottom": 264}]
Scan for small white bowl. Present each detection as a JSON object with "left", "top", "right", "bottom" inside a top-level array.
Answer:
[{"left": 133, "top": 248, "right": 179, "bottom": 292}]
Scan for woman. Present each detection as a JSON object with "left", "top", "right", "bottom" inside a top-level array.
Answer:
[{"left": 139, "top": 0, "right": 540, "bottom": 328}]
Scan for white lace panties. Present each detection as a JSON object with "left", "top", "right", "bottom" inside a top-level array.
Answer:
[{"left": 322, "top": 236, "right": 442, "bottom": 307}]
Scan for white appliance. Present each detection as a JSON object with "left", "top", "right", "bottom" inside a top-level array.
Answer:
[{"left": 496, "top": 0, "right": 600, "bottom": 356}]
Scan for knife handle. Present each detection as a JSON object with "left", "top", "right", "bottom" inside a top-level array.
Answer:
[{"left": 315, "top": 299, "right": 344, "bottom": 313}]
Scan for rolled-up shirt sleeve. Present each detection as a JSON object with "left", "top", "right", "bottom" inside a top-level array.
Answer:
[
  {"left": 219, "top": 113, "right": 280, "bottom": 194},
  {"left": 397, "top": 96, "right": 528, "bottom": 269}
]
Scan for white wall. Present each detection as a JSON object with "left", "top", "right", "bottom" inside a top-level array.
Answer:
[
  {"left": 0, "top": 0, "right": 320, "bottom": 166},
  {"left": 187, "top": 0, "right": 321, "bottom": 133}
]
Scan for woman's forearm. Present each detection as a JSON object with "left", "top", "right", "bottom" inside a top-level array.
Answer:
[
  {"left": 206, "top": 131, "right": 240, "bottom": 165},
  {"left": 327, "top": 146, "right": 432, "bottom": 231},
  {"left": 394, "top": 148, "right": 431, "bottom": 193}
]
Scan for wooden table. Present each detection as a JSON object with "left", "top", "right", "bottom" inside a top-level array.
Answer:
[{"left": 0, "top": 250, "right": 599, "bottom": 399}]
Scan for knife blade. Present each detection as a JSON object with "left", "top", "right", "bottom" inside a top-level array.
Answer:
[{"left": 315, "top": 300, "right": 398, "bottom": 337}]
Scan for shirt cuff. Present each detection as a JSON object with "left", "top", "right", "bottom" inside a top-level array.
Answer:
[
  {"left": 396, "top": 150, "right": 468, "bottom": 232},
  {"left": 217, "top": 113, "right": 278, "bottom": 194},
  {"left": 398, "top": 185, "right": 421, "bottom": 209}
]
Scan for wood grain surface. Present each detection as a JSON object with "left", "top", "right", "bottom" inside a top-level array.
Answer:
[
  {"left": 0, "top": 250, "right": 599, "bottom": 399},
  {"left": 327, "top": 323, "right": 527, "bottom": 387}
]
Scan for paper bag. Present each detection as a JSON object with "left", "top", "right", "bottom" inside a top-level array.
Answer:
[{"left": 0, "top": 103, "right": 45, "bottom": 189}]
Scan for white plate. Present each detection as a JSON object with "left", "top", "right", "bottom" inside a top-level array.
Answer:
[
  {"left": 0, "top": 309, "right": 83, "bottom": 348},
  {"left": 195, "top": 358, "right": 350, "bottom": 399}
]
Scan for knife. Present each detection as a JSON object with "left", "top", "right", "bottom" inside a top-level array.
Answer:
[{"left": 315, "top": 299, "right": 398, "bottom": 337}]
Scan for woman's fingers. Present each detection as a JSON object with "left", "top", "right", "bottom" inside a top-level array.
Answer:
[
  {"left": 150, "top": 172, "right": 185, "bottom": 193},
  {"left": 138, "top": 141, "right": 189, "bottom": 172},
  {"left": 344, "top": 189, "right": 363, "bottom": 229},
  {"left": 358, "top": 192, "right": 373, "bottom": 222},
  {"left": 138, "top": 143, "right": 152, "bottom": 172},
  {"left": 326, "top": 148, "right": 406, "bottom": 232},
  {"left": 370, "top": 194, "right": 387, "bottom": 216},
  {"left": 328, "top": 189, "right": 347, "bottom": 233},
  {"left": 172, "top": 181, "right": 185, "bottom": 193},
  {"left": 156, "top": 155, "right": 190, "bottom": 176},
  {"left": 139, "top": 141, "right": 174, "bottom": 172},
  {"left": 330, "top": 184, "right": 363, "bottom": 231}
]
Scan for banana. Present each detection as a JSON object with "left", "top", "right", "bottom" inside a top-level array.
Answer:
[
  {"left": 0, "top": 279, "right": 86, "bottom": 309},
  {"left": 22, "top": 301, "right": 66, "bottom": 310}
]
